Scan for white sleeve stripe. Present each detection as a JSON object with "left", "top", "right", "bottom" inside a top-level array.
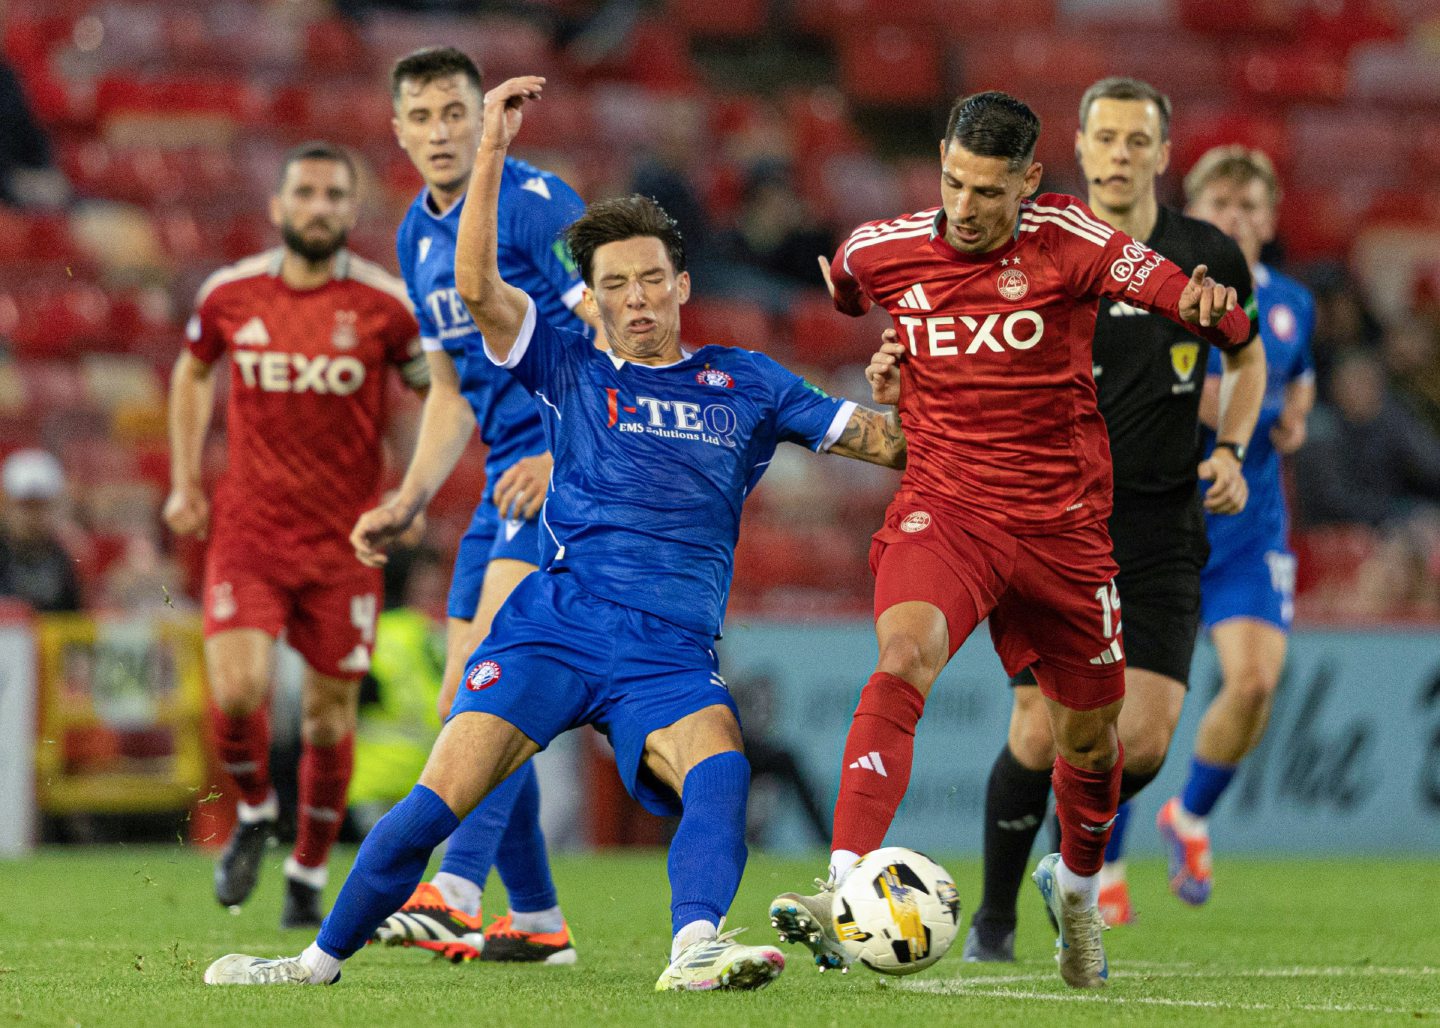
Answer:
[
  {"left": 560, "top": 280, "right": 586, "bottom": 310},
  {"left": 1021, "top": 208, "right": 1112, "bottom": 244},
  {"left": 845, "top": 210, "right": 938, "bottom": 243},
  {"left": 420, "top": 335, "right": 443, "bottom": 352},
  {"left": 485, "top": 295, "right": 538, "bottom": 369},
  {"left": 843, "top": 224, "right": 934, "bottom": 264},
  {"left": 817, "top": 400, "right": 858, "bottom": 452},
  {"left": 1019, "top": 214, "right": 1109, "bottom": 248},
  {"left": 1029, "top": 201, "right": 1115, "bottom": 238}
]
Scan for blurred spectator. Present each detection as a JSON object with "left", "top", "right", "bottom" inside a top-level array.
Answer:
[
  {"left": 1295, "top": 352, "right": 1440, "bottom": 528},
  {"left": 97, "top": 532, "right": 191, "bottom": 615},
  {"left": 1381, "top": 315, "right": 1440, "bottom": 437},
  {"left": 0, "top": 58, "right": 69, "bottom": 209},
  {"left": 716, "top": 164, "right": 836, "bottom": 290},
  {"left": 1305, "top": 268, "right": 1384, "bottom": 399},
  {"left": 0, "top": 449, "right": 82, "bottom": 612}
]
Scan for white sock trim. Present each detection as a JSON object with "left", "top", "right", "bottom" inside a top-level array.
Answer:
[
  {"left": 509, "top": 905, "right": 563, "bottom": 935},
  {"left": 284, "top": 856, "right": 327, "bottom": 890},
  {"left": 1172, "top": 801, "right": 1209, "bottom": 835},
  {"left": 829, "top": 849, "right": 861, "bottom": 885},
  {"left": 431, "top": 871, "right": 483, "bottom": 917},
  {"left": 236, "top": 792, "right": 278, "bottom": 824},
  {"left": 1056, "top": 858, "right": 1100, "bottom": 907},
  {"left": 671, "top": 918, "right": 718, "bottom": 961},
  {"left": 300, "top": 942, "right": 342, "bottom": 984}
]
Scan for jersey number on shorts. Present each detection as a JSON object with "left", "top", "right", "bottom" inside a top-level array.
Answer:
[
  {"left": 350, "top": 594, "right": 377, "bottom": 644},
  {"left": 1094, "top": 579, "right": 1121, "bottom": 639}
]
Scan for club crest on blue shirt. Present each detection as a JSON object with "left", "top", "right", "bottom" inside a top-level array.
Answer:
[
  {"left": 1267, "top": 303, "right": 1296, "bottom": 342},
  {"left": 465, "top": 660, "right": 502, "bottom": 691},
  {"left": 696, "top": 367, "right": 734, "bottom": 389}
]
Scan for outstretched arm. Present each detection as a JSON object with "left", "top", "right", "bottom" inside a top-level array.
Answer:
[
  {"left": 829, "top": 405, "right": 907, "bottom": 469},
  {"left": 454, "top": 76, "right": 546, "bottom": 362}
]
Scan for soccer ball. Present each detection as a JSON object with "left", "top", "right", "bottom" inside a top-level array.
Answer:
[{"left": 830, "top": 847, "right": 961, "bottom": 976}]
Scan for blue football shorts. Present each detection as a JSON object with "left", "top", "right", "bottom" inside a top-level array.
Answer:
[
  {"left": 447, "top": 570, "right": 739, "bottom": 815},
  {"left": 445, "top": 499, "right": 543, "bottom": 620},
  {"left": 1200, "top": 541, "right": 1296, "bottom": 632}
]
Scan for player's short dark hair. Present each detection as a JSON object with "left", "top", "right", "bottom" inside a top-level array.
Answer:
[
  {"left": 390, "top": 46, "right": 483, "bottom": 102},
  {"left": 943, "top": 91, "right": 1041, "bottom": 170},
  {"left": 566, "top": 195, "right": 687, "bottom": 285},
  {"left": 1078, "top": 77, "right": 1173, "bottom": 141},
  {"left": 277, "top": 140, "right": 357, "bottom": 192}
]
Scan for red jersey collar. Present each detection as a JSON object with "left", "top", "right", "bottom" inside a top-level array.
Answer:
[{"left": 928, "top": 209, "right": 1021, "bottom": 265}]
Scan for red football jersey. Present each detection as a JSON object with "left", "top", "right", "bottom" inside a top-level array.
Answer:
[
  {"left": 186, "top": 248, "right": 427, "bottom": 553},
  {"left": 831, "top": 192, "right": 1249, "bottom": 534}
]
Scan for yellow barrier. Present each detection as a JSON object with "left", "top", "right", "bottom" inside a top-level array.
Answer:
[{"left": 34, "top": 613, "right": 209, "bottom": 814}]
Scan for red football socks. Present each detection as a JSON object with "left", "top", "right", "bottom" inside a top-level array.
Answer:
[
  {"left": 831, "top": 672, "right": 927, "bottom": 856},
  {"left": 211, "top": 704, "right": 272, "bottom": 807},
  {"left": 294, "top": 734, "right": 354, "bottom": 869},
  {"left": 1052, "top": 744, "right": 1123, "bottom": 877}
]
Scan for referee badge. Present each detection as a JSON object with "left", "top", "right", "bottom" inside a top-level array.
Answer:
[{"left": 1170, "top": 342, "right": 1200, "bottom": 383}]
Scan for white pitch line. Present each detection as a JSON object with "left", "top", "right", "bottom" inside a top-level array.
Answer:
[
  {"left": 948, "top": 964, "right": 1440, "bottom": 986},
  {"left": 905, "top": 983, "right": 1440, "bottom": 1017}
]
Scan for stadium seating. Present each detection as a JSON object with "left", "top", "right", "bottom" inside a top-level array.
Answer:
[{"left": 1, "top": 0, "right": 1435, "bottom": 621}]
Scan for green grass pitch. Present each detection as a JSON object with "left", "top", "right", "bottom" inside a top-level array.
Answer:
[{"left": 1, "top": 846, "right": 1436, "bottom": 1026}]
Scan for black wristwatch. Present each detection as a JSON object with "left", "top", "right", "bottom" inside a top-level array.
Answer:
[{"left": 1214, "top": 440, "right": 1247, "bottom": 462}]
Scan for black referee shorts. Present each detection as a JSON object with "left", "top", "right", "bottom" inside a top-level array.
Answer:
[{"left": 1009, "top": 488, "right": 1207, "bottom": 689}]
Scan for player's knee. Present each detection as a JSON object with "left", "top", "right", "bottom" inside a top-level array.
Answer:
[
  {"left": 301, "top": 689, "right": 357, "bottom": 746},
  {"left": 208, "top": 670, "right": 269, "bottom": 717},
  {"left": 1226, "top": 663, "right": 1279, "bottom": 712},
  {"left": 875, "top": 635, "right": 942, "bottom": 693},
  {"left": 1120, "top": 729, "right": 1171, "bottom": 777},
  {"left": 1009, "top": 704, "right": 1056, "bottom": 770}
]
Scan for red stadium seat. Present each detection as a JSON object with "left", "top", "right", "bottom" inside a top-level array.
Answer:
[
  {"left": 304, "top": 18, "right": 371, "bottom": 77},
  {"left": 958, "top": 30, "right": 1112, "bottom": 95},
  {"left": 788, "top": 293, "right": 891, "bottom": 369},
  {"left": 839, "top": 26, "right": 945, "bottom": 106},
  {"left": 668, "top": 0, "right": 769, "bottom": 37},
  {"left": 1170, "top": 106, "right": 1293, "bottom": 187},
  {"left": 681, "top": 298, "right": 778, "bottom": 353},
  {"left": 1177, "top": 0, "right": 1298, "bottom": 37},
  {"left": 1228, "top": 47, "right": 1348, "bottom": 104}
]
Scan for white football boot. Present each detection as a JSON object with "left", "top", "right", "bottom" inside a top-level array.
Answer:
[
  {"left": 769, "top": 879, "right": 851, "bottom": 971},
  {"left": 1032, "top": 852, "right": 1109, "bottom": 988},
  {"left": 655, "top": 925, "right": 785, "bottom": 992}
]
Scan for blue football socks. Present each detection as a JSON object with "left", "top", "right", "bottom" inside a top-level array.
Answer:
[
  {"left": 668, "top": 751, "right": 750, "bottom": 936},
  {"left": 316, "top": 784, "right": 459, "bottom": 960},
  {"left": 1103, "top": 800, "right": 1132, "bottom": 863},
  {"left": 494, "top": 759, "right": 559, "bottom": 914},
  {"left": 1181, "top": 757, "right": 1238, "bottom": 819},
  {"left": 437, "top": 759, "right": 532, "bottom": 893}
]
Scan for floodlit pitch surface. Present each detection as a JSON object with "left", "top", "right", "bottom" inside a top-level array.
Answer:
[{"left": 1, "top": 848, "right": 1435, "bottom": 1026}]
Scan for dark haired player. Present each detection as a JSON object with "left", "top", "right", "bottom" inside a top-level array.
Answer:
[
  {"left": 768, "top": 90, "right": 1253, "bottom": 989},
  {"left": 350, "top": 45, "right": 595, "bottom": 966},
  {"left": 962, "top": 78, "right": 1266, "bottom": 958},
  {"left": 165, "top": 142, "right": 429, "bottom": 928},
  {"left": 205, "top": 76, "right": 909, "bottom": 992}
]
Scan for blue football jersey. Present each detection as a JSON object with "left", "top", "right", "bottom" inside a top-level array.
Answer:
[
  {"left": 395, "top": 157, "right": 591, "bottom": 485},
  {"left": 1202, "top": 263, "right": 1315, "bottom": 556},
  {"left": 489, "top": 297, "right": 856, "bottom": 636}
]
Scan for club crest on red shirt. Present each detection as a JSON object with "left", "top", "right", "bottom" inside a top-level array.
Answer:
[
  {"left": 696, "top": 368, "right": 734, "bottom": 388},
  {"left": 900, "top": 511, "right": 931, "bottom": 533},
  {"left": 998, "top": 268, "right": 1029, "bottom": 301},
  {"left": 465, "top": 660, "right": 502, "bottom": 691},
  {"left": 331, "top": 310, "right": 359, "bottom": 350}
]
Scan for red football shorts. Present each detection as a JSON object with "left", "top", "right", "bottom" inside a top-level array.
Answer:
[
  {"left": 870, "top": 501, "right": 1125, "bottom": 711},
  {"left": 202, "top": 531, "right": 380, "bottom": 680}
]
